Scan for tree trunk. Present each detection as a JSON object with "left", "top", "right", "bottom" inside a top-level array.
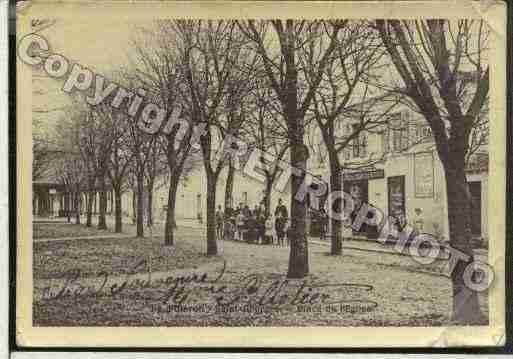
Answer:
[
  {"left": 92, "top": 191, "right": 97, "bottom": 214},
  {"left": 164, "top": 177, "right": 179, "bottom": 246},
  {"left": 136, "top": 173, "right": 144, "bottom": 237},
  {"left": 147, "top": 183, "right": 153, "bottom": 227},
  {"left": 329, "top": 156, "right": 342, "bottom": 255},
  {"left": 224, "top": 161, "right": 235, "bottom": 211},
  {"left": 263, "top": 175, "right": 273, "bottom": 217},
  {"left": 66, "top": 192, "right": 71, "bottom": 223},
  {"left": 206, "top": 172, "right": 218, "bottom": 256},
  {"left": 444, "top": 163, "right": 484, "bottom": 324},
  {"left": 75, "top": 189, "right": 81, "bottom": 224},
  {"left": 132, "top": 189, "right": 137, "bottom": 224},
  {"left": 86, "top": 190, "right": 93, "bottom": 226},
  {"left": 98, "top": 172, "right": 107, "bottom": 230},
  {"left": 114, "top": 186, "right": 122, "bottom": 233},
  {"left": 284, "top": 42, "right": 309, "bottom": 279},
  {"left": 110, "top": 189, "right": 114, "bottom": 215},
  {"left": 287, "top": 139, "right": 309, "bottom": 278}
]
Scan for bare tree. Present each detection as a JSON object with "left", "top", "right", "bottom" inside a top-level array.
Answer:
[
  {"left": 70, "top": 106, "right": 97, "bottom": 227},
  {"left": 107, "top": 114, "right": 134, "bottom": 233},
  {"left": 52, "top": 114, "right": 87, "bottom": 224},
  {"left": 129, "top": 23, "right": 197, "bottom": 245},
  {"left": 302, "top": 21, "right": 397, "bottom": 255},
  {"left": 32, "top": 135, "right": 53, "bottom": 181},
  {"left": 238, "top": 20, "right": 345, "bottom": 278},
  {"left": 375, "top": 19, "right": 489, "bottom": 324},
  {"left": 241, "top": 81, "right": 289, "bottom": 217},
  {"left": 126, "top": 114, "right": 155, "bottom": 238},
  {"left": 173, "top": 20, "right": 257, "bottom": 255},
  {"left": 56, "top": 155, "right": 84, "bottom": 224},
  {"left": 89, "top": 104, "right": 119, "bottom": 230},
  {"left": 219, "top": 60, "right": 257, "bottom": 213}
]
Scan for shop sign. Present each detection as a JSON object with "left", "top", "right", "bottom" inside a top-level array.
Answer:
[{"left": 341, "top": 169, "right": 384, "bottom": 182}]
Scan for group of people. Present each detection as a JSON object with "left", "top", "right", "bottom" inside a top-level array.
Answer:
[{"left": 215, "top": 199, "right": 291, "bottom": 246}]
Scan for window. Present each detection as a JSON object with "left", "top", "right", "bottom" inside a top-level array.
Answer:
[
  {"left": 360, "top": 133, "right": 368, "bottom": 157},
  {"left": 382, "top": 129, "right": 390, "bottom": 154},
  {"left": 350, "top": 124, "right": 368, "bottom": 159},
  {"left": 392, "top": 127, "right": 408, "bottom": 152},
  {"left": 389, "top": 112, "right": 408, "bottom": 152}
]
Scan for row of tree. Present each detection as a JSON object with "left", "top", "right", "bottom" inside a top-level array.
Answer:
[{"left": 35, "top": 19, "right": 489, "bottom": 323}]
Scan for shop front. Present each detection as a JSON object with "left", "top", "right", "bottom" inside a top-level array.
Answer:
[{"left": 342, "top": 168, "right": 384, "bottom": 238}]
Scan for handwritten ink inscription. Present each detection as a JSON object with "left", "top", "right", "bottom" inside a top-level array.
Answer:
[{"left": 37, "top": 259, "right": 378, "bottom": 313}]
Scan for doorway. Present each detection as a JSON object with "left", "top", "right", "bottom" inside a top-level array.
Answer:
[
  {"left": 344, "top": 179, "right": 369, "bottom": 236},
  {"left": 387, "top": 176, "right": 405, "bottom": 218}
]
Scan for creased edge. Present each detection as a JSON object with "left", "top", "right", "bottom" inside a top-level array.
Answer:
[{"left": 470, "top": 0, "right": 507, "bottom": 35}]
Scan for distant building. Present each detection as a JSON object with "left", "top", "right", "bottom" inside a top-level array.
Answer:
[{"left": 33, "top": 180, "right": 63, "bottom": 217}]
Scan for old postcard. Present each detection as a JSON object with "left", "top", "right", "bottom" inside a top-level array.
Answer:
[{"left": 16, "top": 0, "right": 507, "bottom": 348}]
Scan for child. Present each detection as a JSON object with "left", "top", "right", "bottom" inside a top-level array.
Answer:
[
  {"left": 265, "top": 215, "right": 274, "bottom": 245},
  {"left": 236, "top": 211, "right": 245, "bottom": 241},
  {"left": 413, "top": 208, "right": 424, "bottom": 234}
]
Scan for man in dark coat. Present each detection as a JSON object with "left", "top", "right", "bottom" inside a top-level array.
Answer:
[{"left": 274, "top": 198, "right": 288, "bottom": 219}]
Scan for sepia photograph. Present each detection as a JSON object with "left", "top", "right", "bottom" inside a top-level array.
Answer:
[{"left": 15, "top": 0, "right": 506, "bottom": 348}]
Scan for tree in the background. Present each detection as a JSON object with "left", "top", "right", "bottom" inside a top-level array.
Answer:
[
  {"left": 238, "top": 20, "right": 345, "bottom": 278},
  {"left": 88, "top": 104, "right": 118, "bottom": 230},
  {"left": 56, "top": 155, "right": 84, "bottom": 224},
  {"left": 107, "top": 113, "right": 133, "bottom": 233},
  {"left": 129, "top": 23, "right": 197, "bottom": 245},
  {"left": 376, "top": 19, "right": 489, "bottom": 324},
  {"left": 72, "top": 106, "right": 98, "bottom": 227},
  {"left": 173, "top": 20, "right": 258, "bottom": 255},
  {"left": 144, "top": 137, "right": 167, "bottom": 227},
  {"left": 219, "top": 60, "right": 256, "bottom": 213},
  {"left": 32, "top": 126, "right": 53, "bottom": 181},
  {"left": 126, "top": 115, "right": 155, "bottom": 238},
  {"left": 304, "top": 21, "right": 396, "bottom": 255},
  {"left": 242, "top": 81, "right": 289, "bottom": 217},
  {"left": 53, "top": 115, "right": 86, "bottom": 224}
]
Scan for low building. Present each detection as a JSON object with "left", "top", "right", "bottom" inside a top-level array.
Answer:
[{"left": 33, "top": 180, "right": 63, "bottom": 217}]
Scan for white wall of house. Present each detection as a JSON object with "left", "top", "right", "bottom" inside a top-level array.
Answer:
[{"left": 118, "top": 163, "right": 294, "bottom": 223}]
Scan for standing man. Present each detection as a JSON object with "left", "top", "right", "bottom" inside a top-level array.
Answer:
[
  {"left": 274, "top": 198, "right": 288, "bottom": 219},
  {"left": 254, "top": 204, "right": 262, "bottom": 218},
  {"left": 319, "top": 207, "right": 328, "bottom": 241},
  {"left": 274, "top": 199, "right": 288, "bottom": 245}
]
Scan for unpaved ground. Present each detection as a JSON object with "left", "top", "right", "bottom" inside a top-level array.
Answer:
[{"left": 32, "top": 223, "right": 488, "bottom": 327}]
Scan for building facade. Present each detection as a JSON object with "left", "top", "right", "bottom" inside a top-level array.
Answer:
[{"left": 311, "top": 105, "right": 489, "bottom": 242}]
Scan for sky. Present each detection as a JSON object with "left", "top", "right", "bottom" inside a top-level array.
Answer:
[
  {"left": 31, "top": 18, "right": 147, "bottom": 135},
  {"left": 29, "top": 18, "right": 489, "bottom": 139}
]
